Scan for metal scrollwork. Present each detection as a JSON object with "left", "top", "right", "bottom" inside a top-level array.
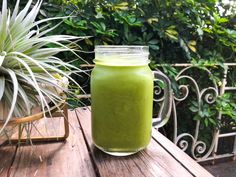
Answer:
[
  {"left": 173, "top": 66, "right": 220, "bottom": 161},
  {"left": 153, "top": 84, "right": 165, "bottom": 102},
  {"left": 153, "top": 64, "right": 236, "bottom": 162}
]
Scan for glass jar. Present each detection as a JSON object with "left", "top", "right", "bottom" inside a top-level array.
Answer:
[{"left": 91, "top": 46, "right": 171, "bottom": 156}]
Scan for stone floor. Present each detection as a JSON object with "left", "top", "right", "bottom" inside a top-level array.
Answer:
[{"left": 205, "top": 161, "right": 236, "bottom": 177}]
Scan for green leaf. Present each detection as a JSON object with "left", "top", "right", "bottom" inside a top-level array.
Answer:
[
  {"left": 189, "top": 106, "right": 199, "bottom": 112},
  {"left": 113, "top": 2, "right": 129, "bottom": 10},
  {"left": 193, "top": 115, "right": 200, "bottom": 121},
  {"left": 209, "top": 118, "right": 216, "bottom": 125},
  {"left": 204, "top": 118, "right": 209, "bottom": 127},
  {"left": 217, "top": 18, "right": 229, "bottom": 24},
  {"left": 149, "top": 44, "right": 159, "bottom": 50},
  {"left": 203, "top": 28, "right": 213, "bottom": 33},
  {"left": 191, "top": 101, "right": 199, "bottom": 107},
  {"left": 100, "top": 22, "right": 106, "bottom": 31},
  {"left": 148, "top": 39, "right": 158, "bottom": 45},
  {"left": 147, "top": 18, "right": 158, "bottom": 24}
]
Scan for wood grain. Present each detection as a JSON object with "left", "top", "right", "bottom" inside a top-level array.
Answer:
[
  {"left": 0, "top": 146, "right": 17, "bottom": 177},
  {"left": 76, "top": 107, "right": 193, "bottom": 177},
  {"left": 8, "top": 110, "right": 96, "bottom": 177},
  {"left": 152, "top": 129, "right": 214, "bottom": 177}
]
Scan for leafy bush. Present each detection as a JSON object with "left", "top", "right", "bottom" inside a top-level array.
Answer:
[{"left": 37, "top": 0, "right": 235, "bottom": 64}]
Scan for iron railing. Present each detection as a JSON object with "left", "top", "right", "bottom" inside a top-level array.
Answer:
[{"left": 154, "top": 63, "right": 236, "bottom": 163}]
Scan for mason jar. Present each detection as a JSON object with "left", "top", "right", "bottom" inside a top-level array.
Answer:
[{"left": 91, "top": 45, "right": 171, "bottom": 156}]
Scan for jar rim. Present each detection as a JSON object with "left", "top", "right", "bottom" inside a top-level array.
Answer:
[
  {"left": 95, "top": 45, "right": 149, "bottom": 54},
  {"left": 94, "top": 45, "right": 150, "bottom": 66},
  {"left": 95, "top": 45, "right": 149, "bottom": 48}
]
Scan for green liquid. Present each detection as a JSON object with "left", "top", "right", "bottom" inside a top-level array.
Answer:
[{"left": 91, "top": 64, "right": 153, "bottom": 154}]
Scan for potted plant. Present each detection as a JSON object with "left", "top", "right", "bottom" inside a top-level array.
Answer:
[{"left": 0, "top": 0, "right": 84, "bottom": 143}]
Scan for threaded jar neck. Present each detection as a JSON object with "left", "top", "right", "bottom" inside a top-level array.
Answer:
[{"left": 94, "top": 46, "right": 149, "bottom": 66}]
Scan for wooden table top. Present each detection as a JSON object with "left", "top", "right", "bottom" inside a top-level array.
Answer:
[{"left": 0, "top": 107, "right": 213, "bottom": 177}]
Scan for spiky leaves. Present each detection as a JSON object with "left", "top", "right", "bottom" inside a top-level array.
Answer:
[{"left": 0, "top": 0, "right": 84, "bottom": 134}]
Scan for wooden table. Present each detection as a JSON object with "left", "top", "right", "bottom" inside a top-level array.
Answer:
[{"left": 0, "top": 107, "right": 213, "bottom": 177}]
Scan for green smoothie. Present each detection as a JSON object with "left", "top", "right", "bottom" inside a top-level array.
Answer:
[{"left": 91, "top": 64, "right": 153, "bottom": 154}]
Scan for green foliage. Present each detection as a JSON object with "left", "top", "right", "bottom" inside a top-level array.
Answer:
[
  {"left": 39, "top": 0, "right": 235, "bottom": 63},
  {"left": 216, "top": 93, "right": 236, "bottom": 119},
  {"left": 189, "top": 93, "right": 236, "bottom": 128}
]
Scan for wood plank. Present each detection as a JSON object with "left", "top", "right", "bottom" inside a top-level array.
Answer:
[
  {"left": 8, "top": 110, "right": 96, "bottom": 177},
  {"left": 152, "top": 129, "right": 214, "bottom": 177},
  {"left": 0, "top": 146, "right": 17, "bottom": 177},
  {"left": 76, "top": 107, "right": 192, "bottom": 177}
]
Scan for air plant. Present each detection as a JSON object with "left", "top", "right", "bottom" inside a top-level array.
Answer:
[{"left": 0, "top": 0, "right": 84, "bottom": 136}]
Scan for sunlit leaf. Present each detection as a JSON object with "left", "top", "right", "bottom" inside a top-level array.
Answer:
[{"left": 147, "top": 18, "right": 158, "bottom": 24}]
